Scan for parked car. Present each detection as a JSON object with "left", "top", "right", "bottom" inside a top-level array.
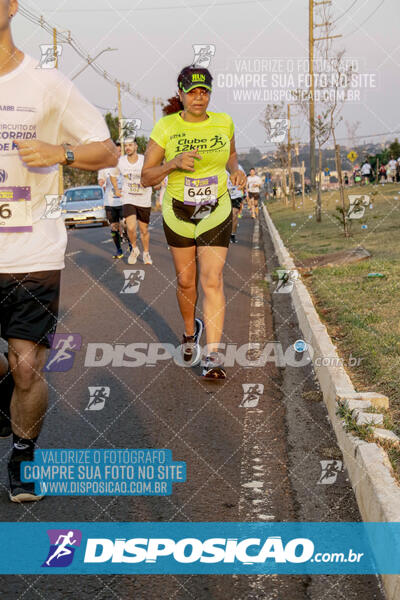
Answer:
[{"left": 62, "top": 185, "right": 108, "bottom": 228}]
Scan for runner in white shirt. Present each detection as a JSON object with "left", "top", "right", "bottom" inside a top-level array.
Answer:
[
  {"left": 0, "top": 1, "right": 118, "bottom": 503},
  {"left": 360, "top": 161, "right": 372, "bottom": 185},
  {"left": 247, "top": 168, "right": 263, "bottom": 219},
  {"left": 98, "top": 143, "right": 131, "bottom": 259},
  {"left": 227, "top": 165, "right": 246, "bottom": 243},
  {"left": 110, "top": 139, "right": 154, "bottom": 265},
  {"left": 387, "top": 158, "right": 397, "bottom": 183}
]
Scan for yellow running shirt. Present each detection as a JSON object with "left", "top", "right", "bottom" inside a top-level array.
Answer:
[{"left": 150, "top": 111, "right": 234, "bottom": 202}]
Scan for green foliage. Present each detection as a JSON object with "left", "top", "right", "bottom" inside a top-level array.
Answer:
[
  {"left": 63, "top": 167, "right": 97, "bottom": 190},
  {"left": 105, "top": 112, "right": 119, "bottom": 142}
]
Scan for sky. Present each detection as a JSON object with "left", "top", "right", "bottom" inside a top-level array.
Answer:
[{"left": 13, "top": 0, "right": 400, "bottom": 152}]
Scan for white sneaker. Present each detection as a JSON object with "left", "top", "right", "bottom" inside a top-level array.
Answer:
[
  {"left": 143, "top": 251, "right": 153, "bottom": 265},
  {"left": 128, "top": 247, "right": 140, "bottom": 265}
]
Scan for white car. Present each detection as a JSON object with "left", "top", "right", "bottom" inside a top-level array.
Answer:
[{"left": 62, "top": 185, "right": 108, "bottom": 228}]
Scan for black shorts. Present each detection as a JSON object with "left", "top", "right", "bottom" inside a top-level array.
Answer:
[
  {"left": 163, "top": 198, "right": 232, "bottom": 248},
  {"left": 123, "top": 204, "right": 151, "bottom": 224},
  {"left": 105, "top": 206, "right": 123, "bottom": 224},
  {"left": 0, "top": 271, "right": 60, "bottom": 348},
  {"left": 248, "top": 192, "right": 260, "bottom": 200},
  {"left": 230, "top": 196, "right": 243, "bottom": 210}
]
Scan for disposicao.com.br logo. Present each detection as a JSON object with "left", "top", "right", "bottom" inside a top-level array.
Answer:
[{"left": 83, "top": 536, "right": 363, "bottom": 567}]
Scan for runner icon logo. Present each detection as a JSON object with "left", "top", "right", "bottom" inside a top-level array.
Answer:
[
  {"left": 43, "top": 334, "right": 82, "bottom": 372},
  {"left": 121, "top": 270, "right": 145, "bottom": 294},
  {"left": 274, "top": 269, "right": 299, "bottom": 294},
  {"left": 120, "top": 118, "right": 142, "bottom": 141},
  {"left": 41, "top": 194, "right": 64, "bottom": 220},
  {"left": 42, "top": 529, "right": 82, "bottom": 568},
  {"left": 269, "top": 119, "right": 289, "bottom": 143},
  {"left": 348, "top": 195, "right": 370, "bottom": 220},
  {"left": 86, "top": 386, "right": 110, "bottom": 411},
  {"left": 37, "top": 44, "right": 63, "bottom": 69},
  {"left": 317, "top": 460, "right": 343, "bottom": 485},
  {"left": 240, "top": 384, "right": 264, "bottom": 408},
  {"left": 192, "top": 44, "right": 216, "bottom": 68}
]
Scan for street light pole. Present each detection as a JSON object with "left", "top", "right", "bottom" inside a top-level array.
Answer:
[{"left": 72, "top": 47, "right": 117, "bottom": 80}]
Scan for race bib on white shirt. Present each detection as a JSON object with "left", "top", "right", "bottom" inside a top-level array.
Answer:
[
  {"left": 0, "top": 187, "right": 32, "bottom": 233},
  {"left": 183, "top": 176, "right": 218, "bottom": 206}
]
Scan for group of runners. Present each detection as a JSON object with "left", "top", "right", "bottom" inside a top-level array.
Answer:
[{"left": 0, "top": 0, "right": 263, "bottom": 503}]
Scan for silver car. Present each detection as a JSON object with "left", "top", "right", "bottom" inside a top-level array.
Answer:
[{"left": 62, "top": 185, "right": 108, "bottom": 228}]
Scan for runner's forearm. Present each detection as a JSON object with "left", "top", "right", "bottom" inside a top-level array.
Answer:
[
  {"left": 226, "top": 152, "right": 239, "bottom": 175},
  {"left": 141, "top": 159, "right": 177, "bottom": 187},
  {"left": 61, "top": 139, "right": 118, "bottom": 170}
]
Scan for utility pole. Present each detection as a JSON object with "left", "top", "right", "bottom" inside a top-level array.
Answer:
[
  {"left": 117, "top": 82, "right": 124, "bottom": 155},
  {"left": 53, "top": 28, "right": 63, "bottom": 197},
  {"left": 309, "top": 0, "right": 342, "bottom": 190}
]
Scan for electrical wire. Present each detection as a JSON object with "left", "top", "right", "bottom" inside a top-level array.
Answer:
[
  {"left": 332, "top": 0, "right": 359, "bottom": 24},
  {"left": 341, "top": 0, "right": 385, "bottom": 38},
  {"left": 18, "top": 3, "right": 164, "bottom": 106}
]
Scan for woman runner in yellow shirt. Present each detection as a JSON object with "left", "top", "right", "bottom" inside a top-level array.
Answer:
[{"left": 142, "top": 66, "right": 246, "bottom": 379}]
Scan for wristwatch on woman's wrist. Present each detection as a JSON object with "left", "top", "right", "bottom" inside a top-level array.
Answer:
[{"left": 62, "top": 143, "right": 75, "bottom": 165}]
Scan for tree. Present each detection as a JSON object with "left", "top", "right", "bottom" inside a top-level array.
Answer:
[
  {"left": 105, "top": 112, "right": 119, "bottom": 142},
  {"left": 389, "top": 138, "right": 400, "bottom": 159}
]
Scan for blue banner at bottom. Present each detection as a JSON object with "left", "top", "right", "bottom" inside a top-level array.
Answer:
[{"left": 0, "top": 522, "right": 399, "bottom": 574}]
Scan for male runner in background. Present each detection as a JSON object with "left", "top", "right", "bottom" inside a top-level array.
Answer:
[
  {"left": 0, "top": 0, "right": 118, "bottom": 502},
  {"left": 227, "top": 165, "right": 245, "bottom": 243},
  {"left": 98, "top": 142, "right": 131, "bottom": 259},
  {"left": 110, "top": 139, "right": 154, "bottom": 265},
  {"left": 247, "top": 167, "right": 263, "bottom": 219}
]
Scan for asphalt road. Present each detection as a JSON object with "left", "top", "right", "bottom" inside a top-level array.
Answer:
[{"left": 0, "top": 206, "right": 385, "bottom": 599}]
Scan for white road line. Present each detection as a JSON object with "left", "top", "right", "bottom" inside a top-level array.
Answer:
[{"left": 238, "top": 220, "right": 276, "bottom": 523}]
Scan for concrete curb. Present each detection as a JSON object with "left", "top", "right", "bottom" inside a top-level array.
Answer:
[{"left": 262, "top": 205, "right": 400, "bottom": 600}]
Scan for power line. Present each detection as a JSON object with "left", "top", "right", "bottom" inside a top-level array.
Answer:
[
  {"left": 236, "top": 129, "right": 400, "bottom": 151},
  {"left": 332, "top": 0, "right": 359, "bottom": 23},
  {"left": 33, "top": 0, "right": 276, "bottom": 12},
  {"left": 341, "top": 0, "right": 385, "bottom": 38},
  {"left": 18, "top": 3, "right": 164, "bottom": 107}
]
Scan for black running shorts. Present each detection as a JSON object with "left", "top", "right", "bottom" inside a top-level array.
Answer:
[
  {"left": 123, "top": 204, "right": 151, "bottom": 224},
  {"left": 248, "top": 192, "right": 260, "bottom": 200},
  {"left": 230, "top": 196, "right": 243, "bottom": 210},
  {"left": 0, "top": 271, "right": 60, "bottom": 348},
  {"left": 105, "top": 206, "right": 123, "bottom": 224}
]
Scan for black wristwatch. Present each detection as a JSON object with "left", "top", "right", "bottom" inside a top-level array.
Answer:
[{"left": 62, "top": 143, "right": 75, "bottom": 165}]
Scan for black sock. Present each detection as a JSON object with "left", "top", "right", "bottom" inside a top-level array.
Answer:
[
  {"left": 0, "top": 353, "right": 13, "bottom": 419},
  {"left": 111, "top": 230, "right": 122, "bottom": 251},
  {"left": 12, "top": 434, "right": 38, "bottom": 459}
]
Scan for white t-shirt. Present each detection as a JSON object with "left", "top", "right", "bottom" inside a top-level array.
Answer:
[
  {"left": 98, "top": 168, "right": 122, "bottom": 207},
  {"left": 388, "top": 159, "right": 397, "bottom": 171},
  {"left": 247, "top": 174, "right": 263, "bottom": 193},
  {"left": 0, "top": 54, "right": 110, "bottom": 273},
  {"left": 361, "top": 163, "right": 371, "bottom": 175},
  {"left": 112, "top": 154, "right": 152, "bottom": 208}
]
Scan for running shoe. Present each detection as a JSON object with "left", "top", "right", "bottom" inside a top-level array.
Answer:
[
  {"left": 0, "top": 353, "right": 13, "bottom": 438},
  {"left": 182, "top": 318, "right": 204, "bottom": 366},
  {"left": 128, "top": 246, "right": 140, "bottom": 265},
  {"left": 230, "top": 234, "right": 237, "bottom": 244},
  {"left": 8, "top": 451, "right": 43, "bottom": 503},
  {"left": 112, "top": 250, "right": 124, "bottom": 259},
  {"left": 143, "top": 251, "right": 153, "bottom": 265},
  {"left": 202, "top": 352, "right": 226, "bottom": 380}
]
